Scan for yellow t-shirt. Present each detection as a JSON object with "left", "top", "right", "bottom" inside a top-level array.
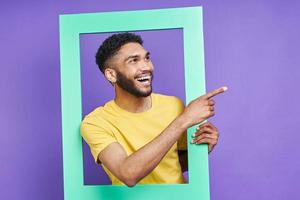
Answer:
[{"left": 81, "top": 93, "right": 187, "bottom": 185}]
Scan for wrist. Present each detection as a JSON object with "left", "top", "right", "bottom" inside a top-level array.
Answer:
[{"left": 176, "top": 114, "right": 192, "bottom": 130}]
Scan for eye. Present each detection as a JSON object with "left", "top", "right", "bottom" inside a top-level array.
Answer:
[
  {"left": 129, "top": 58, "right": 139, "bottom": 63},
  {"left": 145, "top": 55, "right": 151, "bottom": 61}
]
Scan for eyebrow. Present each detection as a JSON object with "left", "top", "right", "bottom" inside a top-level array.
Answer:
[{"left": 124, "top": 51, "right": 150, "bottom": 62}]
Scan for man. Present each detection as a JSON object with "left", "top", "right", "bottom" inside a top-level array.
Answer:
[{"left": 81, "top": 32, "right": 227, "bottom": 187}]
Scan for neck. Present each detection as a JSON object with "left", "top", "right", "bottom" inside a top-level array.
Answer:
[{"left": 114, "top": 86, "right": 152, "bottom": 113}]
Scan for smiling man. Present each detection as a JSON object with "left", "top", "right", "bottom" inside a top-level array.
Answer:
[{"left": 81, "top": 32, "right": 227, "bottom": 187}]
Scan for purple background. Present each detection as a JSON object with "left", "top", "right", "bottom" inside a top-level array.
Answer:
[{"left": 1, "top": 0, "right": 300, "bottom": 200}]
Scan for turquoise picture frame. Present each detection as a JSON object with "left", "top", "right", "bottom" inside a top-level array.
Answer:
[{"left": 59, "top": 6, "right": 209, "bottom": 200}]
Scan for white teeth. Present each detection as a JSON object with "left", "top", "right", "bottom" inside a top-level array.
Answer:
[{"left": 137, "top": 76, "right": 151, "bottom": 81}]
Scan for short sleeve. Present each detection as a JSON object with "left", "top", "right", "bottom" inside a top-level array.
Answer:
[{"left": 80, "top": 116, "right": 117, "bottom": 163}]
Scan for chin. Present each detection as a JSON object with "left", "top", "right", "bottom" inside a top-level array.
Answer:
[
  {"left": 138, "top": 91, "right": 152, "bottom": 97},
  {"left": 135, "top": 88, "right": 152, "bottom": 97}
]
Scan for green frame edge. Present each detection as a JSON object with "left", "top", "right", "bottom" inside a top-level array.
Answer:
[{"left": 59, "top": 6, "right": 209, "bottom": 200}]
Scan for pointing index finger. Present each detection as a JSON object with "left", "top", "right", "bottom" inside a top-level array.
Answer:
[{"left": 204, "top": 86, "right": 228, "bottom": 99}]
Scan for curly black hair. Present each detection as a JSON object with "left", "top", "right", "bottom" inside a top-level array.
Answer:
[{"left": 95, "top": 32, "right": 143, "bottom": 73}]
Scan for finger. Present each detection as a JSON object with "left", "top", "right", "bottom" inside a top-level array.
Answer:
[
  {"left": 208, "top": 99, "right": 215, "bottom": 106},
  {"left": 210, "top": 111, "right": 215, "bottom": 117},
  {"left": 204, "top": 99, "right": 215, "bottom": 106},
  {"left": 193, "top": 132, "right": 218, "bottom": 140},
  {"left": 197, "top": 122, "right": 211, "bottom": 129},
  {"left": 196, "top": 124, "right": 214, "bottom": 132},
  {"left": 191, "top": 134, "right": 206, "bottom": 143},
  {"left": 197, "top": 122, "right": 218, "bottom": 132},
  {"left": 205, "top": 122, "right": 218, "bottom": 132},
  {"left": 204, "top": 86, "right": 228, "bottom": 99},
  {"left": 195, "top": 138, "right": 217, "bottom": 146},
  {"left": 198, "top": 126, "right": 218, "bottom": 139},
  {"left": 195, "top": 127, "right": 213, "bottom": 134}
]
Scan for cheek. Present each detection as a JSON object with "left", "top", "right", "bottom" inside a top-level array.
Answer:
[
  {"left": 149, "top": 61, "right": 154, "bottom": 70},
  {"left": 119, "top": 66, "right": 136, "bottom": 77}
]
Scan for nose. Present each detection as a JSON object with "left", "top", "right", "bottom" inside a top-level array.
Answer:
[{"left": 141, "top": 59, "right": 153, "bottom": 71}]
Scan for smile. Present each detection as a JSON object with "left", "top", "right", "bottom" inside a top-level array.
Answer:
[
  {"left": 135, "top": 74, "right": 152, "bottom": 86},
  {"left": 136, "top": 75, "right": 151, "bottom": 82}
]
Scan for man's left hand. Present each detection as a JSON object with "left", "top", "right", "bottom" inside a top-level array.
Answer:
[{"left": 191, "top": 122, "right": 219, "bottom": 153}]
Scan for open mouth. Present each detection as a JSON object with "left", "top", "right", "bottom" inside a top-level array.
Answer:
[
  {"left": 136, "top": 75, "right": 152, "bottom": 84},
  {"left": 136, "top": 75, "right": 151, "bottom": 83}
]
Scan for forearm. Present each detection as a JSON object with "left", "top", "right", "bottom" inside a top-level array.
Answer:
[{"left": 120, "top": 115, "right": 189, "bottom": 185}]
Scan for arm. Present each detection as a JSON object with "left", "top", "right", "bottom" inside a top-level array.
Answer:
[
  {"left": 99, "top": 87, "right": 227, "bottom": 187},
  {"left": 99, "top": 115, "right": 189, "bottom": 187}
]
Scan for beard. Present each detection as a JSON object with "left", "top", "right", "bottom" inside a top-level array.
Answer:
[{"left": 115, "top": 71, "right": 153, "bottom": 97}]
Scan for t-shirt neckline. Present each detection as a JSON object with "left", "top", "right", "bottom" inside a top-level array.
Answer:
[{"left": 110, "top": 93, "right": 156, "bottom": 116}]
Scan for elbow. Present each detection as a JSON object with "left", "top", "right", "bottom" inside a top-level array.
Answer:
[
  {"left": 121, "top": 175, "right": 138, "bottom": 187},
  {"left": 119, "top": 168, "right": 138, "bottom": 187},
  {"left": 123, "top": 179, "right": 137, "bottom": 187}
]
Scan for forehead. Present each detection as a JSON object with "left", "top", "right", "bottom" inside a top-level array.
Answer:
[{"left": 116, "top": 42, "right": 147, "bottom": 58}]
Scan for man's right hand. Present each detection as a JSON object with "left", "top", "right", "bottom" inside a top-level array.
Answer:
[{"left": 182, "top": 86, "right": 228, "bottom": 127}]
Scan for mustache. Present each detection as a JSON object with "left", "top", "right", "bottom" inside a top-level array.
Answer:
[{"left": 134, "top": 71, "right": 153, "bottom": 79}]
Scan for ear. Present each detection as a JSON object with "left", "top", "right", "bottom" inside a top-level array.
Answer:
[{"left": 104, "top": 68, "right": 117, "bottom": 84}]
